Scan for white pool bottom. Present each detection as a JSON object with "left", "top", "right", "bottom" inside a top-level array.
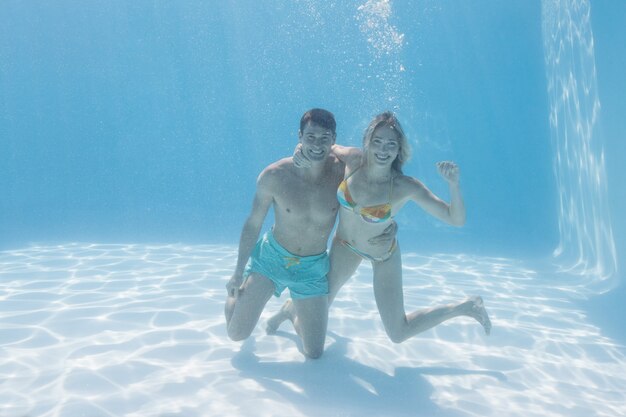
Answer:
[{"left": 1, "top": 243, "right": 624, "bottom": 417}]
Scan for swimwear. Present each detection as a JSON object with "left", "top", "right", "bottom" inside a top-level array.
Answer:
[
  {"left": 340, "top": 238, "right": 398, "bottom": 262},
  {"left": 337, "top": 168, "right": 393, "bottom": 223},
  {"left": 244, "top": 231, "right": 329, "bottom": 299},
  {"left": 337, "top": 167, "right": 397, "bottom": 261}
]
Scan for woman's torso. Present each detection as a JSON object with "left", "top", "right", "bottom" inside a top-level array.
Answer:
[{"left": 335, "top": 165, "right": 409, "bottom": 259}]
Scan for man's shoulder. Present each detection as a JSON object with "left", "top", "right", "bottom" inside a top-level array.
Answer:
[
  {"left": 261, "top": 157, "right": 294, "bottom": 177},
  {"left": 257, "top": 157, "right": 294, "bottom": 186}
]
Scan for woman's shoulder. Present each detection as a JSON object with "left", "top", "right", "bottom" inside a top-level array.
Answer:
[
  {"left": 340, "top": 154, "right": 363, "bottom": 174},
  {"left": 393, "top": 172, "right": 424, "bottom": 186},
  {"left": 331, "top": 145, "right": 361, "bottom": 166},
  {"left": 393, "top": 173, "right": 428, "bottom": 196}
]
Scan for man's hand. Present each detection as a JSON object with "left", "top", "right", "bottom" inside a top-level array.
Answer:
[
  {"left": 436, "top": 161, "right": 460, "bottom": 185},
  {"left": 226, "top": 273, "right": 244, "bottom": 298},
  {"left": 368, "top": 221, "right": 398, "bottom": 246},
  {"left": 293, "top": 143, "right": 312, "bottom": 168}
]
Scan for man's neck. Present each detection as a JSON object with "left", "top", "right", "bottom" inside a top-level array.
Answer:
[{"left": 299, "top": 159, "right": 328, "bottom": 183}]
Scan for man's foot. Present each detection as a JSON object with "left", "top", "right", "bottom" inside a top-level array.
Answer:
[
  {"left": 266, "top": 299, "right": 295, "bottom": 334},
  {"left": 468, "top": 296, "right": 491, "bottom": 335}
]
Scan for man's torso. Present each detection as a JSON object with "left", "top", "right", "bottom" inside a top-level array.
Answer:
[{"left": 266, "top": 156, "right": 344, "bottom": 256}]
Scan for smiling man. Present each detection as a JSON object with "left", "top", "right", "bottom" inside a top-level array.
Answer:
[{"left": 224, "top": 108, "right": 343, "bottom": 359}]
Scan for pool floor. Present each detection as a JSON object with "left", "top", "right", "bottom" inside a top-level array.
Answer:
[{"left": 1, "top": 243, "right": 625, "bottom": 417}]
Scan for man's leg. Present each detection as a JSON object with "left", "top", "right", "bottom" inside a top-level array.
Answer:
[
  {"left": 291, "top": 295, "right": 328, "bottom": 359},
  {"left": 226, "top": 272, "right": 276, "bottom": 341},
  {"left": 266, "top": 237, "right": 361, "bottom": 333}
]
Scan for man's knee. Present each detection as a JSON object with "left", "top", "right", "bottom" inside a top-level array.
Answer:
[
  {"left": 302, "top": 334, "right": 326, "bottom": 359},
  {"left": 227, "top": 322, "right": 253, "bottom": 342},
  {"left": 304, "top": 345, "right": 324, "bottom": 359}
]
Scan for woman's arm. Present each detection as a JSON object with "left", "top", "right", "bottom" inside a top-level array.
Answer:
[
  {"left": 407, "top": 161, "right": 466, "bottom": 227},
  {"left": 331, "top": 144, "right": 361, "bottom": 164},
  {"left": 293, "top": 143, "right": 362, "bottom": 168}
]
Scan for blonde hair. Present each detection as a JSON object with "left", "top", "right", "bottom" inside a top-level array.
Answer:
[{"left": 362, "top": 111, "right": 412, "bottom": 173}]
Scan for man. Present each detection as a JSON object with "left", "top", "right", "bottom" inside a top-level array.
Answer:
[{"left": 225, "top": 109, "right": 343, "bottom": 359}]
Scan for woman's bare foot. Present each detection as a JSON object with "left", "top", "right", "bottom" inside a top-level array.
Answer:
[
  {"left": 266, "top": 299, "right": 295, "bottom": 334},
  {"left": 468, "top": 296, "right": 491, "bottom": 335}
]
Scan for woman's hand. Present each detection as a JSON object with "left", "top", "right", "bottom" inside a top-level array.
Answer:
[
  {"left": 293, "top": 143, "right": 312, "bottom": 168},
  {"left": 436, "top": 161, "right": 460, "bottom": 185},
  {"left": 368, "top": 221, "right": 398, "bottom": 246}
]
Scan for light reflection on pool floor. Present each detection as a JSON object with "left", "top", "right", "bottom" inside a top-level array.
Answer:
[{"left": 1, "top": 243, "right": 624, "bottom": 417}]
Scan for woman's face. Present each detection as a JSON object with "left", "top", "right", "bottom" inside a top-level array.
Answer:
[{"left": 367, "top": 124, "right": 400, "bottom": 167}]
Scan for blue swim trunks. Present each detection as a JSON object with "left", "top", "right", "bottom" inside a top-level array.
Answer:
[{"left": 244, "top": 231, "right": 329, "bottom": 299}]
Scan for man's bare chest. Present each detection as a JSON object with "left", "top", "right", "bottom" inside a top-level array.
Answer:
[{"left": 275, "top": 179, "right": 340, "bottom": 216}]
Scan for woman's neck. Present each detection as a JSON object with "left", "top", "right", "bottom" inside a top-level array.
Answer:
[{"left": 363, "top": 160, "right": 393, "bottom": 183}]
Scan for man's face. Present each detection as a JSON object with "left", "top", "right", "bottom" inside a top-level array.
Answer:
[{"left": 299, "top": 122, "right": 335, "bottom": 162}]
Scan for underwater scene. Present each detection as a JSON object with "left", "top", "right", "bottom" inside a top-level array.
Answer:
[{"left": 1, "top": 1, "right": 625, "bottom": 416}]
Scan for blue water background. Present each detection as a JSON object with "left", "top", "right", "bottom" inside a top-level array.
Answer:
[{"left": 0, "top": 1, "right": 623, "bottom": 266}]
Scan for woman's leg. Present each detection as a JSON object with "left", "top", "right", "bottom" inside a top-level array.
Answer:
[
  {"left": 372, "top": 245, "right": 491, "bottom": 344},
  {"left": 326, "top": 236, "right": 364, "bottom": 305},
  {"left": 266, "top": 236, "right": 362, "bottom": 333}
]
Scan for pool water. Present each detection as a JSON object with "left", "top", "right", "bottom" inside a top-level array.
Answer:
[{"left": 1, "top": 1, "right": 624, "bottom": 416}]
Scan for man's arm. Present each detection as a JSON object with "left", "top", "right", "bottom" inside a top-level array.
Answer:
[{"left": 226, "top": 172, "right": 273, "bottom": 297}]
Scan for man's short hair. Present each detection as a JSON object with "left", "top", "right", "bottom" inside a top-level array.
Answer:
[{"left": 300, "top": 108, "right": 336, "bottom": 135}]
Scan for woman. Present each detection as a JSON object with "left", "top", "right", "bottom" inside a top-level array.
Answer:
[{"left": 267, "top": 111, "right": 491, "bottom": 343}]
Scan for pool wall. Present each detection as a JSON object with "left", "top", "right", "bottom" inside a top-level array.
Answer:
[{"left": 0, "top": 1, "right": 623, "bottom": 284}]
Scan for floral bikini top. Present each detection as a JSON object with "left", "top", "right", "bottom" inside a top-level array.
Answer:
[{"left": 337, "top": 168, "right": 394, "bottom": 224}]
